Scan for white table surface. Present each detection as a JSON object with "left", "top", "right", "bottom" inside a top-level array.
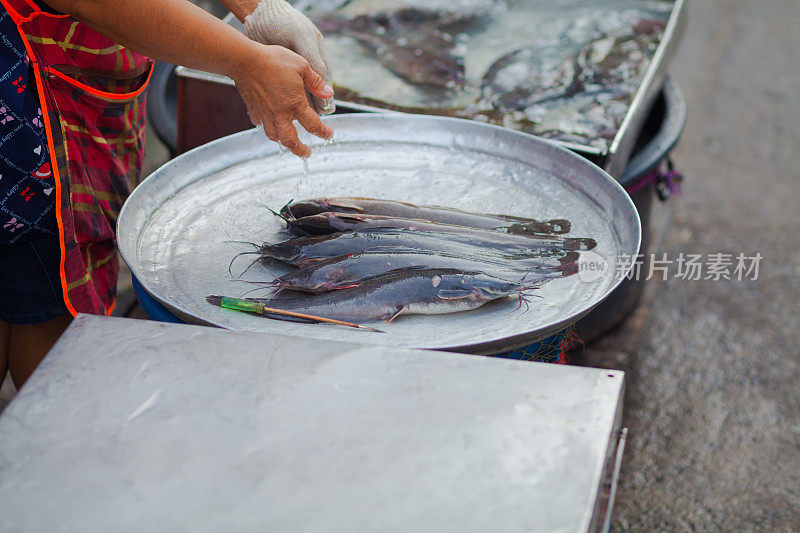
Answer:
[{"left": 0, "top": 315, "right": 624, "bottom": 532}]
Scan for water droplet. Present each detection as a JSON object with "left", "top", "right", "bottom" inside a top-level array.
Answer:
[{"left": 292, "top": 158, "right": 310, "bottom": 194}]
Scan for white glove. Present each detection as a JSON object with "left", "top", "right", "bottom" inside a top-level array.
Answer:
[{"left": 243, "top": 0, "right": 335, "bottom": 115}]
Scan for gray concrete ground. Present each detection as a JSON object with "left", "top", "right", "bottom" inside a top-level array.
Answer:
[
  {"left": 605, "top": 0, "right": 800, "bottom": 530},
  {"left": 0, "top": 377, "right": 12, "bottom": 414},
  {"left": 2, "top": 0, "right": 799, "bottom": 529}
]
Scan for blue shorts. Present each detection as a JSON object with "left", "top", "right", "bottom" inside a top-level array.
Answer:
[{"left": 0, "top": 234, "right": 70, "bottom": 324}]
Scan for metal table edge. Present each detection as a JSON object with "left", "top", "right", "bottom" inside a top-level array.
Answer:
[{"left": 604, "top": 0, "right": 688, "bottom": 178}]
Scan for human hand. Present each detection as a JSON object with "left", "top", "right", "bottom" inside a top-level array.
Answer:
[
  {"left": 232, "top": 42, "right": 334, "bottom": 157},
  {"left": 242, "top": 0, "right": 335, "bottom": 115}
]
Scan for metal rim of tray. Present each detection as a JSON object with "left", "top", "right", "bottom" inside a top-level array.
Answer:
[
  {"left": 619, "top": 77, "right": 687, "bottom": 186},
  {"left": 118, "top": 114, "right": 641, "bottom": 354}
]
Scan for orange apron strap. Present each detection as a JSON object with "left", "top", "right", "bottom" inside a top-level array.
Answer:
[
  {"left": 33, "top": 68, "right": 78, "bottom": 317},
  {"left": 45, "top": 64, "right": 154, "bottom": 100}
]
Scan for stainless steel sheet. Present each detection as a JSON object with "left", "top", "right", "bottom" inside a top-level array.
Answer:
[
  {"left": 117, "top": 114, "right": 640, "bottom": 353},
  {"left": 0, "top": 315, "right": 626, "bottom": 532}
]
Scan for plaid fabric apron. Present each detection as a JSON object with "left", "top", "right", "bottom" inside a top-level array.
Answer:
[{"left": 1, "top": 0, "right": 152, "bottom": 315}]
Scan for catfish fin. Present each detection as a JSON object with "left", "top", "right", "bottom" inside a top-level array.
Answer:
[
  {"left": 385, "top": 306, "right": 406, "bottom": 323},
  {"left": 334, "top": 213, "right": 370, "bottom": 222},
  {"left": 437, "top": 288, "right": 474, "bottom": 300},
  {"left": 348, "top": 197, "right": 419, "bottom": 208},
  {"left": 325, "top": 199, "right": 366, "bottom": 212}
]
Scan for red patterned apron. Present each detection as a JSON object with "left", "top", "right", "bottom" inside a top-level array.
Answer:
[{"left": 2, "top": 0, "right": 152, "bottom": 316}]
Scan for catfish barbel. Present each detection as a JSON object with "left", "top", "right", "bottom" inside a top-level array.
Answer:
[
  {"left": 267, "top": 250, "right": 577, "bottom": 294},
  {"left": 284, "top": 212, "right": 595, "bottom": 250},
  {"left": 258, "top": 229, "right": 579, "bottom": 267},
  {"left": 279, "top": 197, "right": 572, "bottom": 235},
  {"left": 223, "top": 268, "right": 538, "bottom": 324}
]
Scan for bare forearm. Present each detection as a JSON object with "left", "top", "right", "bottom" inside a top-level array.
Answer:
[
  {"left": 43, "top": 0, "right": 257, "bottom": 79},
  {"left": 42, "top": 0, "right": 335, "bottom": 157}
]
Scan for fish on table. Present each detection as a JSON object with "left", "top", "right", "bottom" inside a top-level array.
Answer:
[
  {"left": 280, "top": 197, "right": 573, "bottom": 235},
  {"left": 480, "top": 46, "right": 584, "bottom": 111},
  {"left": 266, "top": 250, "right": 578, "bottom": 294},
  {"left": 282, "top": 213, "right": 595, "bottom": 250},
  {"left": 311, "top": 9, "right": 475, "bottom": 89},
  {"left": 478, "top": 12, "right": 668, "bottom": 143},
  {"left": 258, "top": 228, "right": 582, "bottom": 268},
  {"left": 313, "top": 1, "right": 671, "bottom": 149},
  {"left": 212, "top": 268, "right": 540, "bottom": 324},
  {"left": 212, "top": 197, "right": 597, "bottom": 328}
]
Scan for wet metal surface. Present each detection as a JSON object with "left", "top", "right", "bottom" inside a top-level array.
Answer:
[
  {"left": 0, "top": 315, "right": 624, "bottom": 532},
  {"left": 211, "top": 1, "right": 685, "bottom": 176},
  {"left": 319, "top": 0, "right": 683, "bottom": 171},
  {"left": 117, "top": 114, "right": 640, "bottom": 354}
]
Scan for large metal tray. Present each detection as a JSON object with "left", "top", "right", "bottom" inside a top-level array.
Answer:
[
  {"left": 315, "top": 0, "right": 687, "bottom": 178},
  {"left": 183, "top": 0, "right": 685, "bottom": 177},
  {"left": 118, "top": 114, "right": 640, "bottom": 354}
]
